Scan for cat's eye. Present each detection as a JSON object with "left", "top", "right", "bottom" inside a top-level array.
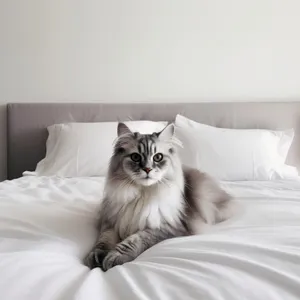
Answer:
[
  {"left": 130, "top": 153, "right": 141, "bottom": 162},
  {"left": 153, "top": 153, "right": 163, "bottom": 162}
]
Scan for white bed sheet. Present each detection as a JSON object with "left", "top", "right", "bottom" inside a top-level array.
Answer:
[{"left": 1, "top": 177, "right": 300, "bottom": 300}]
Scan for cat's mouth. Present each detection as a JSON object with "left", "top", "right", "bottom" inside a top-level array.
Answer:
[{"left": 136, "top": 177, "right": 157, "bottom": 186}]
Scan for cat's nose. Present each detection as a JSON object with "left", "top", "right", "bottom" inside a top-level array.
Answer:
[{"left": 143, "top": 167, "right": 152, "bottom": 174}]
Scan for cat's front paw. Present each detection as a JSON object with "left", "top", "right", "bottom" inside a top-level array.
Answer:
[
  {"left": 101, "top": 249, "right": 133, "bottom": 271},
  {"left": 84, "top": 248, "right": 109, "bottom": 269}
]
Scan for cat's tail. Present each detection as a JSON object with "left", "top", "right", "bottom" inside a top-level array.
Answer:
[{"left": 183, "top": 166, "right": 237, "bottom": 233}]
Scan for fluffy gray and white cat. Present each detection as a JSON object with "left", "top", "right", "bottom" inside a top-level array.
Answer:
[{"left": 85, "top": 123, "right": 234, "bottom": 271}]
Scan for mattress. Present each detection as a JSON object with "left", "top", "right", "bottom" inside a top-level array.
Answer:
[{"left": 1, "top": 176, "right": 300, "bottom": 300}]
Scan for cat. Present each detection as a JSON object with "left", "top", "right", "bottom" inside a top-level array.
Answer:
[{"left": 85, "top": 122, "right": 234, "bottom": 271}]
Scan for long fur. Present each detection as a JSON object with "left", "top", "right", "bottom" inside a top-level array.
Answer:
[{"left": 85, "top": 123, "right": 235, "bottom": 271}]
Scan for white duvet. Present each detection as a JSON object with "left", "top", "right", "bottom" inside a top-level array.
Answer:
[{"left": 1, "top": 177, "right": 300, "bottom": 300}]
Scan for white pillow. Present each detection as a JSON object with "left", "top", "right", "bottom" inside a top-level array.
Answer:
[
  {"left": 32, "top": 121, "right": 167, "bottom": 177},
  {"left": 175, "top": 114, "right": 297, "bottom": 181}
]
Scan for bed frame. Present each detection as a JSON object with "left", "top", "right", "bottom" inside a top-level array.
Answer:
[{"left": 7, "top": 102, "right": 300, "bottom": 179}]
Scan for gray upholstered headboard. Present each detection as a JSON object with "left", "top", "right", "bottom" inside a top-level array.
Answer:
[{"left": 7, "top": 102, "right": 300, "bottom": 179}]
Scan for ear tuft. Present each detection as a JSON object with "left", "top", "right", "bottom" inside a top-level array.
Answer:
[
  {"left": 117, "top": 123, "right": 132, "bottom": 137},
  {"left": 157, "top": 124, "right": 175, "bottom": 141}
]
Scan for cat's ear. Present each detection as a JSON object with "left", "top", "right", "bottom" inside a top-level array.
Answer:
[
  {"left": 157, "top": 124, "right": 175, "bottom": 141},
  {"left": 117, "top": 122, "right": 132, "bottom": 137}
]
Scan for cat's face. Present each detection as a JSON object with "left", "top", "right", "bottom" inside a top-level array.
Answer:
[{"left": 113, "top": 123, "right": 176, "bottom": 186}]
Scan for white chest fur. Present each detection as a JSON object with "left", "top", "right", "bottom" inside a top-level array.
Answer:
[{"left": 105, "top": 183, "right": 184, "bottom": 239}]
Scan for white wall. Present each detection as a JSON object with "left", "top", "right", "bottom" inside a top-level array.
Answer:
[
  {"left": 1, "top": 0, "right": 300, "bottom": 103},
  {"left": 1, "top": 0, "right": 300, "bottom": 179}
]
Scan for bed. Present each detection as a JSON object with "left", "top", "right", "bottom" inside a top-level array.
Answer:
[{"left": 1, "top": 102, "right": 300, "bottom": 300}]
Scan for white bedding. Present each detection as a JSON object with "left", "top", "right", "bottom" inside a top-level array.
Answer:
[{"left": 1, "top": 177, "right": 300, "bottom": 300}]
